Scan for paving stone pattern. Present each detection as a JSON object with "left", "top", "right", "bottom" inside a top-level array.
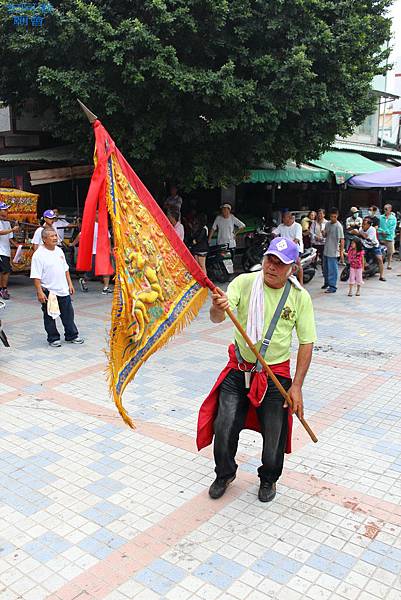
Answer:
[{"left": 0, "top": 266, "right": 401, "bottom": 600}]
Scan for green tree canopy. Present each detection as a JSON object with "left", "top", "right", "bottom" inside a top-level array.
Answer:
[{"left": 0, "top": 0, "right": 392, "bottom": 190}]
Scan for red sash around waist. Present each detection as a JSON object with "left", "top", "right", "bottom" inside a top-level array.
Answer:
[{"left": 196, "top": 344, "right": 292, "bottom": 453}]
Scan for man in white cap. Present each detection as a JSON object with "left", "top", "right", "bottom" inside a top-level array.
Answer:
[
  {"left": 0, "top": 202, "right": 19, "bottom": 299},
  {"left": 208, "top": 203, "right": 246, "bottom": 260},
  {"left": 197, "top": 237, "right": 316, "bottom": 503},
  {"left": 345, "top": 207, "right": 362, "bottom": 250}
]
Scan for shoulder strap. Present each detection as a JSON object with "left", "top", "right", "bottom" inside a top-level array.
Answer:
[{"left": 256, "top": 279, "right": 292, "bottom": 372}]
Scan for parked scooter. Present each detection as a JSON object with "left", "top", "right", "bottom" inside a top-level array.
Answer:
[
  {"left": 206, "top": 243, "right": 233, "bottom": 283},
  {"left": 340, "top": 244, "right": 388, "bottom": 281},
  {"left": 0, "top": 300, "right": 10, "bottom": 347},
  {"left": 242, "top": 218, "right": 274, "bottom": 272},
  {"left": 301, "top": 247, "right": 318, "bottom": 284}
]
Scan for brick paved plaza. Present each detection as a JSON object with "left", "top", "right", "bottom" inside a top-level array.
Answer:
[{"left": 0, "top": 266, "right": 401, "bottom": 600}]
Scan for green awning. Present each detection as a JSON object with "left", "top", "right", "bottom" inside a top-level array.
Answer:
[
  {"left": 246, "top": 161, "right": 331, "bottom": 184},
  {"left": 308, "top": 151, "right": 388, "bottom": 184}
]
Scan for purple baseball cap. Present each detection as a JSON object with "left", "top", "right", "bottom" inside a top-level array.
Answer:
[
  {"left": 0, "top": 202, "right": 10, "bottom": 210},
  {"left": 43, "top": 209, "right": 57, "bottom": 219},
  {"left": 264, "top": 237, "right": 299, "bottom": 264}
]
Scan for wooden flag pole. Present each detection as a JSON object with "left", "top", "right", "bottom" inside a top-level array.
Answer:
[
  {"left": 76, "top": 99, "right": 317, "bottom": 443},
  {"left": 213, "top": 287, "right": 318, "bottom": 443}
]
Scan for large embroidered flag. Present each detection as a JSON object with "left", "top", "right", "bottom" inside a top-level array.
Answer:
[{"left": 77, "top": 120, "right": 213, "bottom": 427}]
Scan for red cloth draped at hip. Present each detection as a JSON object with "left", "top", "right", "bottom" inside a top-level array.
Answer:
[{"left": 196, "top": 344, "right": 292, "bottom": 453}]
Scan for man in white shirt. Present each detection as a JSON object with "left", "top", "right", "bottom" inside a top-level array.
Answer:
[
  {"left": 30, "top": 228, "right": 84, "bottom": 347},
  {"left": 32, "top": 209, "right": 61, "bottom": 250},
  {"left": 208, "top": 204, "right": 246, "bottom": 259},
  {"left": 346, "top": 207, "right": 363, "bottom": 230},
  {"left": 273, "top": 212, "right": 304, "bottom": 252},
  {"left": 53, "top": 207, "right": 76, "bottom": 242},
  {"left": 273, "top": 212, "right": 304, "bottom": 283},
  {"left": 0, "top": 202, "right": 19, "bottom": 300},
  {"left": 345, "top": 207, "right": 363, "bottom": 249}
]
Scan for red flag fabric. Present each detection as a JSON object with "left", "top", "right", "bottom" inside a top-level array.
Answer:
[
  {"left": 76, "top": 122, "right": 114, "bottom": 275},
  {"left": 77, "top": 120, "right": 213, "bottom": 426}
]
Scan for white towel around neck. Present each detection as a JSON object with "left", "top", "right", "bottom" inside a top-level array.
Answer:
[
  {"left": 246, "top": 273, "right": 300, "bottom": 344},
  {"left": 246, "top": 271, "right": 265, "bottom": 344}
]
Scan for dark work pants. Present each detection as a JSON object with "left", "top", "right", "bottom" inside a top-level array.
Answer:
[
  {"left": 41, "top": 291, "right": 79, "bottom": 343},
  {"left": 213, "top": 369, "right": 291, "bottom": 483}
]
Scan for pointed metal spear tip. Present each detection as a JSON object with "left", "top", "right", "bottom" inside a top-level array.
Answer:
[{"left": 77, "top": 99, "right": 98, "bottom": 124}]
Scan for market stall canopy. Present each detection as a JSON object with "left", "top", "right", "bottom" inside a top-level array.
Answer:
[
  {"left": 348, "top": 166, "right": 401, "bottom": 188},
  {"left": 29, "top": 165, "right": 93, "bottom": 186},
  {"left": 308, "top": 151, "right": 389, "bottom": 184},
  {"left": 246, "top": 161, "right": 331, "bottom": 184},
  {"left": 0, "top": 145, "right": 85, "bottom": 163}
]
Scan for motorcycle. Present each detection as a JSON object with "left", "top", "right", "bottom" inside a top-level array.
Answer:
[
  {"left": 301, "top": 247, "right": 318, "bottom": 284},
  {"left": 242, "top": 218, "right": 274, "bottom": 272},
  {"left": 206, "top": 243, "right": 233, "bottom": 283},
  {"left": 340, "top": 244, "right": 387, "bottom": 281},
  {"left": 248, "top": 247, "right": 318, "bottom": 284},
  {"left": 0, "top": 300, "right": 10, "bottom": 347}
]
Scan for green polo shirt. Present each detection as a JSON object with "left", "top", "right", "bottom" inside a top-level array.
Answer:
[
  {"left": 378, "top": 213, "right": 397, "bottom": 241},
  {"left": 227, "top": 273, "right": 317, "bottom": 364}
]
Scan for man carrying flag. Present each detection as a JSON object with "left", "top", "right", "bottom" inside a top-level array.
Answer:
[
  {"left": 197, "top": 238, "right": 316, "bottom": 502},
  {"left": 76, "top": 103, "right": 318, "bottom": 490}
]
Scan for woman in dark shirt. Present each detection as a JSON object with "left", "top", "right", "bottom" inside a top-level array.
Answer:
[{"left": 190, "top": 213, "right": 208, "bottom": 274}]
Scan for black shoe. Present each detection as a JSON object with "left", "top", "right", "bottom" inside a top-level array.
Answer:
[
  {"left": 258, "top": 481, "right": 276, "bottom": 503},
  {"left": 321, "top": 285, "right": 328, "bottom": 289},
  {"left": 208, "top": 475, "right": 236, "bottom": 499}
]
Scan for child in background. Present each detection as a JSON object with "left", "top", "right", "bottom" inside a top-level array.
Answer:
[{"left": 347, "top": 238, "right": 364, "bottom": 297}]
